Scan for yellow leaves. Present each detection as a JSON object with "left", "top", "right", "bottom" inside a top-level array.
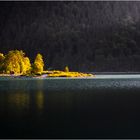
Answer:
[
  {"left": 0, "top": 50, "right": 45, "bottom": 75},
  {"left": 1, "top": 50, "right": 31, "bottom": 74},
  {"left": 22, "top": 57, "right": 31, "bottom": 74},
  {"left": 0, "top": 50, "right": 95, "bottom": 77},
  {"left": 45, "top": 70, "right": 94, "bottom": 77},
  {"left": 0, "top": 53, "right": 5, "bottom": 62},
  {"left": 0, "top": 53, "right": 5, "bottom": 72},
  {"left": 64, "top": 66, "right": 69, "bottom": 72},
  {"left": 32, "top": 53, "right": 44, "bottom": 74}
]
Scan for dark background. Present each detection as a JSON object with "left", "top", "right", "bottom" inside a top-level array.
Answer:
[{"left": 0, "top": 1, "right": 140, "bottom": 72}]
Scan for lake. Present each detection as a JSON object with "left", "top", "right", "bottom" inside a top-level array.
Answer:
[{"left": 0, "top": 74, "right": 140, "bottom": 138}]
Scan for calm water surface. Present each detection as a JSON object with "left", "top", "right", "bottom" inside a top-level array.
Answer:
[{"left": 0, "top": 75, "right": 140, "bottom": 138}]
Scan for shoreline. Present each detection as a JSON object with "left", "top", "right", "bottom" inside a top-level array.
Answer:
[{"left": 0, "top": 70, "right": 95, "bottom": 78}]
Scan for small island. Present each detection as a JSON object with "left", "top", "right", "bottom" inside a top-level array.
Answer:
[{"left": 0, "top": 50, "right": 94, "bottom": 78}]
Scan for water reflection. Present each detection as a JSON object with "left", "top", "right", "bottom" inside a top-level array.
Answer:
[
  {"left": 35, "top": 90, "right": 44, "bottom": 113},
  {"left": 1, "top": 78, "right": 140, "bottom": 138},
  {"left": 36, "top": 79, "right": 44, "bottom": 90},
  {"left": 7, "top": 91, "right": 30, "bottom": 116},
  {"left": 0, "top": 89, "right": 45, "bottom": 116}
]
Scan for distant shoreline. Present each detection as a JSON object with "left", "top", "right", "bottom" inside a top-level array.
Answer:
[{"left": 1, "top": 72, "right": 140, "bottom": 78}]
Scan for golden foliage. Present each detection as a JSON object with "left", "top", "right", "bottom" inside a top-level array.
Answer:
[
  {"left": 0, "top": 53, "right": 5, "bottom": 72},
  {"left": 0, "top": 50, "right": 95, "bottom": 77},
  {"left": 64, "top": 66, "right": 69, "bottom": 72},
  {"left": 0, "top": 53, "right": 5, "bottom": 62},
  {"left": 32, "top": 53, "right": 44, "bottom": 74},
  {"left": 22, "top": 57, "right": 31, "bottom": 74},
  {"left": 1, "top": 50, "right": 31, "bottom": 74},
  {"left": 43, "top": 70, "right": 94, "bottom": 77}
]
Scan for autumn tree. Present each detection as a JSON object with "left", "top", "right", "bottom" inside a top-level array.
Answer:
[
  {"left": 2, "top": 50, "right": 31, "bottom": 74},
  {"left": 0, "top": 53, "right": 5, "bottom": 62},
  {"left": 0, "top": 53, "right": 5, "bottom": 73},
  {"left": 64, "top": 66, "right": 69, "bottom": 72},
  {"left": 32, "top": 53, "right": 44, "bottom": 74},
  {"left": 21, "top": 57, "right": 31, "bottom": 74}
]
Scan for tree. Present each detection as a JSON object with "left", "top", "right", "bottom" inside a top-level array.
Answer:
[
  {"left": 21, "top": 57, "right": 31, "bottom": 74},
  {"left": 64, "top": 66, "right": 69, "bottom": 72},
  {"left": 0, "top": 53, "right": 5, "bottom": 63},
  {"left": 0, "top": 53, "right": 5, "bottom": 72},
  {"left": 32, "top": 53, "right": 44, "bottom": 74},
  {"left": 2, "top": 50, "right": 31, "bottom": 74}
]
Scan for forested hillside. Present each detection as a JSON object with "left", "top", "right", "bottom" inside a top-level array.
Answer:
[{"left": 0, "top": 1, "right": 140, "bottom": 72}]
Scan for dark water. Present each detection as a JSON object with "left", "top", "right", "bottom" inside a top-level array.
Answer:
[{"left": 0, "top": 76, "right": 140, "bottom": 138}]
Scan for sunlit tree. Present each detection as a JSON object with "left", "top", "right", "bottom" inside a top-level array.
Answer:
[
  {"left": 64, "top": 66, "right": 69, "bottom": 72},
  {"left": 2, "top": 50, "right": 31, "bottom": 74},
  {"left": 20, "top": 57, "right": 31, "bottom": 74},
  {"left": 0, "top": 53, "right": 5, "bottom": 62},
  {"left": 32, "top": 53, "right": 44, "bottom": 74},
  {"left": 23, "top": 57, "right": 31, "bottom": 73},
  {"left": 0, "top": 53, "right": 5, "bottom": 73}
]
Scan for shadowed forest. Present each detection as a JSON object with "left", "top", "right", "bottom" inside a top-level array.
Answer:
[{"left": 0, "top": 1, "right": 140, "bottom": 72}]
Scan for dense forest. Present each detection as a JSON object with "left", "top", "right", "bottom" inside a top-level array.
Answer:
[{"left": 0, "top": 1, "right": 140, "bottom": 72}]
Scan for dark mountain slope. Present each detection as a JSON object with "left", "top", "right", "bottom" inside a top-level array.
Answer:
[{"left": 0, "top": 1, "right": 140, "bottom": 71}]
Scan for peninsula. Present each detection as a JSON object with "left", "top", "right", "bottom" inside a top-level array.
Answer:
[{"left": 0, "top": 50, "right": 94, "bottom": 78}]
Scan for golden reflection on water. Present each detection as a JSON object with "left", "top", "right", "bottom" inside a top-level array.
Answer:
[
  {"left": 35, "top": 80, "right": 44, "bottom": 113},
  {"left": 2, "top": 80, "right": 46, "bottom": 115},
  {"left": 7, "top": 90, "right": 45, "bottom": 115},
  {"left": 8, "top": 91, "right": 30, "bottom": 112},
  {"left": 35, "top": 90, "right": 44, "bottom": 112}
]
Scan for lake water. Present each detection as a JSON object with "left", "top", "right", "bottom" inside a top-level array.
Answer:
[{"left": 0, "top": 74, "right": 140, "bottom": 138}]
